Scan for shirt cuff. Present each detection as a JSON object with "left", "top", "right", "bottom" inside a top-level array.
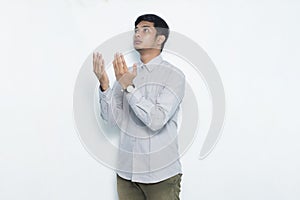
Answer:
[{"left": 99, "top": 86, "right": 111, "bottom": 100}]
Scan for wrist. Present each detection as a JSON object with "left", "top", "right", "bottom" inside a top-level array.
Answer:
[{"left": 100, "top": 84, "right": 109, "bottom": 91}]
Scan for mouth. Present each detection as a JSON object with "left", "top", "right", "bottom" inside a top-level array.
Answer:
[{"left": 134, "top": 40, "right": 142, "bottom": 45}]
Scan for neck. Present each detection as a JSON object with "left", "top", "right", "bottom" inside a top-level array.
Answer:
[{"left": 138, "top": 48, "right": 161, "bottom": 64}]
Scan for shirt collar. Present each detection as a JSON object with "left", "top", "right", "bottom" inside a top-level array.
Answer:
[{"left": 138, "top": 54, "right": 163, "bottom": 72}]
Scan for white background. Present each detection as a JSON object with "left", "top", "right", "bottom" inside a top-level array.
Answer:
[{"left": 1, "top": 0, "right": 300, "bottom": 199}]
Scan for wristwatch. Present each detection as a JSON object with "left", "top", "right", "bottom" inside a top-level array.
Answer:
[{"left": 125, "top": 84, "right": 135, "bottom": 93}]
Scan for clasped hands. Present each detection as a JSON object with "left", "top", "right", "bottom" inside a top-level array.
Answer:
[{"left": 93, "top": 52, "right": 137, "bottom": 91}]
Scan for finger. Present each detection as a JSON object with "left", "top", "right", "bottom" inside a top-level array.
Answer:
[
  {"left": 120, "top": 54, "right": 128, "bottom": 72},
  {"left": 101, "top": 58, "right": 105, "bottom": 73},
  {"left": 95, "top": 52, "right": 100, "bottom": 73},
  {"left": 113, "top": 53, "right": 118, "bottom": 75},
  {"left": 96, "top": 53, "right": 102, "bottom": 73},
  {"left": 93, "top": 52, "right": 96, "bottom": 72},
  {"left": 132, "top": 63, "right": 137, "bottom": 76},
  {"left": 117, "top": 53, "right": 124, "bottom": 74}
]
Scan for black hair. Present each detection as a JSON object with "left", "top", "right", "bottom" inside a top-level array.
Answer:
[{"left": 135, "top": 14, "right": 169, "bottom": 51}]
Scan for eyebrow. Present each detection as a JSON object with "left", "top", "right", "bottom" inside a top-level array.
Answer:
[{"left": 135, "top": 25, "right": 151, "bottom": 29}]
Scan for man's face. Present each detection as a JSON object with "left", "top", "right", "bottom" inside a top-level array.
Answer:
[{"left": 133, "top": 21, "right": 161, "bottom": 51}]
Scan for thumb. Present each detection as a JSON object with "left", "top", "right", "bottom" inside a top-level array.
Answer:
[{"left": 132, "top": 63, "right": 137, "bottom": 76}]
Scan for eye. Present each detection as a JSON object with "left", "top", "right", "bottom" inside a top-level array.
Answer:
[{"left": 143, "top": 28, "right": 150, "bottom": 32}]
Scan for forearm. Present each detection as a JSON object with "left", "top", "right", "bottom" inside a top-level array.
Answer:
[
  {"left": 99, "top": 82, "right": 124, "bottom": 126},
  {"left": 125, "top": 87, "right": 183, "bottom": 132},
  {"left": 99, "top": 72, "right": 110, "bottom": 91}
]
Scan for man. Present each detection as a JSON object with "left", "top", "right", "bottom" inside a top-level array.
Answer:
[{"left": 93, "top": 14, "right": 185, "bottom": 200}]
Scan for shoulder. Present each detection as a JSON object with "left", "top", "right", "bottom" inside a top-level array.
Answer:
[{"left": 160, "top": 60, "right": 186, "bottom": 81}]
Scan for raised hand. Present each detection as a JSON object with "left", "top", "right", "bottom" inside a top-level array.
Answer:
[
  {"left": 113, "top": 53, "right": 137, "bottom": 89},
  {"left": 93, "top": 52, "right": 109, "bottom": 91}
]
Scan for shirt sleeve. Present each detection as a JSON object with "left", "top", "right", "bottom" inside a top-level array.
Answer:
[
  {"left": 99, "top": 81, "right": 124, "bottom": 127},
  {"left": 125, "top": 71, "right": 185, "bottom": 132}
]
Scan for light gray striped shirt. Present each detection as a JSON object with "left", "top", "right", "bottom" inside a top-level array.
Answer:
[{"left": 99, "top": 54, "right": 185, "bottom": 183}]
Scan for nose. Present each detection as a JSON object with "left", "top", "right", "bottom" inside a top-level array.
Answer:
[{"left": 134, "top": 30, "right": 141, "bottom": 38}]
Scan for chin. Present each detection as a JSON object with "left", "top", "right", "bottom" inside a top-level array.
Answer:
[
  {"left": 134, "top": 46, "right": 144, "bottom": 51},
  {"left": 134, "top": 44, "right": 142, "bottom": 48}
]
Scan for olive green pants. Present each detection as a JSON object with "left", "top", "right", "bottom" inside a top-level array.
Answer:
[{"left": 117, "top": 173, "right": 182, "bottom": 200}]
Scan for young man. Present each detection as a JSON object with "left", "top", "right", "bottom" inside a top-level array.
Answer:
[{"left": 93, "top": 14, "right": 185, "bottom": 200}]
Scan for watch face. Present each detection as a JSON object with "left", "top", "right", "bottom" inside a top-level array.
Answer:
[{"left": 126, "top": 85, "right": 134, "bottom": 93}]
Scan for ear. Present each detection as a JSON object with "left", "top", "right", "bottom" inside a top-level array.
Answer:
[{"left": 156, "top": 35, "right": 166, "bottom": 45}]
